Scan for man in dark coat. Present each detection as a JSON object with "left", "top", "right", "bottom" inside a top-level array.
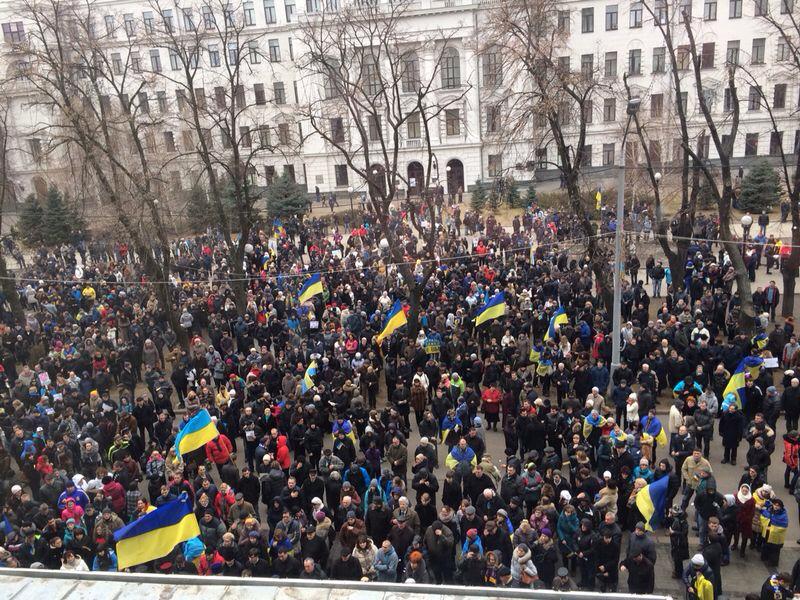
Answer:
[{"left": 719, "top": 404, "right": 746, "bottom": 465}]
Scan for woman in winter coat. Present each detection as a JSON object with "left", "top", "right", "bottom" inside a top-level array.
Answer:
[
  {"left": 80, "top": 438, "right": 102, "bottom": 477},
  {"left": 510, "top": 543, "right": 538, "bottom": 588},
  {"left": 733, "top": 483, "right": 755, "bottom": 557},
  {"left": 593, "top": 480, "right": 619, "bottom": 516},
  {"left": 352, "top": 535, "right": 377, "bottom": 580},
  {"left": 532, "top": 531, "right": 559, "bottom": 588},
  {"left": 719, "top": 404, "right": 746, "bottom": 464},
  {"left": 556, "top": 504, "right": 580, "bottom": 569}
]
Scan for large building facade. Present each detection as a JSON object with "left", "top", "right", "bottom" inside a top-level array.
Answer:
[{"left": 0, "top": 0, "right": 797, "bottom": 204}]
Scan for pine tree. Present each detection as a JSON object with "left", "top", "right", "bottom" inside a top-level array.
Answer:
[
  {"left": 185, "top": 185, "right": 215, "bottom": 232},
  {"left": 17, "top": 194, "right": 44, "bottom": 247},
  {"left": 42, "top": 186, "right": 74, "bottom": 245},
  {"left": 739, "top": 160, "right": 780, "bottom": 212},
  {"left": 526, "top": 181, "right": 537, "bottom": 207},
  {"left": 470, "top": 179, "right": 486, "bottom": 211},
  {"left": 266, "top": 173, "right": 309, "bottom": 219},
  {"left": 505, "top": 177, "right": 522, "bottom": 208},
  {"left": 488, "top": 188, "right": 501, "bottom": 210}
]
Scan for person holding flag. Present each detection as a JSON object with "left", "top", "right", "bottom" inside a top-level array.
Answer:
[
  {"left": 721, "top": 355, "right": 765, "bottom": 413},
  {"left": 635, "top": 473, "right": 670, "bottom": 532},
  {"left": 301, "top": 360, "right": 318, "bottom": 395},
  {"left": 298, "top": 273, "right": 324, "bottom": 304},
  {"left": 376, "top": 299, "right": 408, "bottom": 344},
  {"left": 174, "top": 408, "right": 220, "bottom": 460},
  {"left": 544, "top": 305, "right": 568, "bottom": 342},
  {"left": 641, "top": 408, "right": 667, "bottom": 463},
  {"left": 473, "top": 290, "right": 506, "bottom": 328}
]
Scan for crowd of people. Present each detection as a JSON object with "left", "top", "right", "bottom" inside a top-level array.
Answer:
[{"left": 0, "top": 201, "right": 797, "bottom": 600}]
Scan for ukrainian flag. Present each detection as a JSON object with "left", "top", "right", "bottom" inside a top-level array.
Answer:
[
  {"left": 301, "top": 360, "right": 317, "bottom": 394},
  {"left": 635, "top": 474, "right": 669, "bottom": 532},
  {"left": 298, "top": 273, "right": 324, "bottom": 303},
  {"left": 544, "top": 306, "right": 568, "bottom": 341},
  {"left": 474, "top": 291, "right": 507, "bottom": 327},
  {"left": 174, "top": 409, "right": 219, "bottom": 459},
  {"left": 529, "top": 343, "right": 543, "bottom": 363},
  {"left": 113, "top": 493, "right": 200, "bottom": 570},
  {"left": 273, "top": 218, "right": 287, "bottom": 238},
  {"left": 377, "top": 300, "right": 408, "bottom": 343},
  {"left": 751, "top": 332, "right": 768, "bottom": 351},
  {"left": 642, "top": 414, "right": 667, "bottom": 447},
  {"left": 723, "top": 356, "right": 764, "bottom": 408}
]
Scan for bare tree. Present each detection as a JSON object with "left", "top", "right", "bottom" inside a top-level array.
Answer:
[
  {"left": 14, "top": 0, "right": 185, "bottom": 341},
  {"left": 148, "top": 0, "right": 285, "bottom": 307},
  {"left": 749, "top": 3, "right": 800, "bottom": 317},
  {"left": 482, "top": 0, "right": 614, "bottom": 308},
  {"left": 297, "top": 0, "right": 469, "bottom": 332},
  {"left": 0, "top": 94, "right": 24, "bottom": 322}
]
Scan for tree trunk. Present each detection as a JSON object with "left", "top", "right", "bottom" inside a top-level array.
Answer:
[
  {"left": 0, "top": 252, "right": 23, "bottom": 323},
  {"left": 718, "top": 218, "right": 755, "bottom": 334},
  {"left": 782, "top": 232, "right": 800, "bottom": 318}
]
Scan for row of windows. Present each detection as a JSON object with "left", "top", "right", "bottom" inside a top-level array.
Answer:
[
  {"left": 572, "top": 0, "right": 794, "bottom": 34},
  {"left": 326, "top": 107, "right": 467, "bottom": 143}
]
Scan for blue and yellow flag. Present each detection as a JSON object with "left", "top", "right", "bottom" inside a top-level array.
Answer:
[
  {"left": 174, "top": 409, "right": 219, "bottom": 459},
  {"left": 642, "top": 414, "right": 667, "bottom": 447},
  {"left": 298, "top": 273, "right": 324, "bottom": 303},
  {"left": 529, "top": 343, "right": 543, "bottom": 363},
  {"left": 113, "top": 493, "right": 200, "bottom": 570},
  {"left": 635, "top": 474, "right": 669, "bottom": 532},
  {"left": 751, "top": 332, "right": 768, "bottom": 351},
  {"left": 544, "top": 306, "right": 568, "bottom": 341},
  {"left": 377, "top": 300, "right": 408, "bottom": 343},
  {"left": 723, "top": 356, "right": 764, "bottom": 408},
  {"left": 301, "top": 360, "right": 317, "bottom": 394},
  {"left": 474, "top": 291, "right": 506, "bottom": 327}
]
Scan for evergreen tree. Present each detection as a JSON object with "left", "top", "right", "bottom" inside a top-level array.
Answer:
[
  {"left": 17, "top": 194, "right": 44, "bottom": 247},
  {"left": 525, "top": 181, "right": 537, "bottom": 207},
  {"left": 42, "top": 186, "right": 74, "bottom": 245},
  {"left": 470, "top": 179, "right": 486, "bottom": 211},
  {"left": 185, "top": 185, "right": 215, "bottom": 232},
  {"left": 266, "top": 173, "right": 309, "bottom": 220},
  {"left": 739, "top": 160, "right": 780, "bottom": 212},
  {"left": 505, "top": 177, "right": 522, "bottom": 208},
  {"left": 488, "top": 188, "right": 501, "bottom": 210},
  {"left": 698, "top": 178, "right": 716, "bottom": 209}
]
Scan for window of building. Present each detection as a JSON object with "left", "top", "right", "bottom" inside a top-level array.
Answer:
[
  {"left": 774, "top": 83, "right": 787, "bottom": 108},
  {"left": 228, "top": 43, "right": 238, "bottom": 64},
  {"left": 278, "top": 123, "right": 290, "bottom": 145},
  {"left": 239, "top": 126, "right": 252, "bottom": 147},
  {"left": 727, "top": 40, "right": 740, "bottom": 65},
  {"left": 111, "top": 53, "right": 122, "bottom": 75},
  {"left": 679, "top": 91, "right": 688, "bottom": 112},
  {"left": 214, "top": 86, "right": 226, "bottom": 109},
  {"left": 745, "top": 132, "right": 758, "bottom": 155},
  {"left": 630, "top": 2, "right": 643, "bottom": 27},
  {"left": 445, "top": 109, "right": 461, "bottom": 135},
  {"left": 701, "top": 42, "right": 715, "bottom": 68},
  {"left": 748, "top": 85, "right": 762, "bottom": 110},
  {"left": 157, "top": 91, "right": 167, "bottom": 113},
  {"left": 581, "top": 54, "right": 594, "bottom": 78},
  {"left": 782, "top": 0, "right": 794, "bottom": 12},
  {"left": 653, "top": 47, "right": 666, "bottom": 73},
  {"left": 681, "top": 0, "right": 693, "bottom": 17},
  {"left": 123, "top": 13, "right": 136, "bottom": 36},
  {"left": 603, "top": 97, "right": 616, "bottom": 121},
  {"left": 264, "top": 0, "right": 276, "bottom": 23},
  {"left": 723, "top": 87, "right": 733, "bottom": 111},
  {"left": 558, "top": 10, "right": 570, "bottom": 32},
  {"left": 138, "top": 91, "right": 150, "bottom": 115},
  {"left": 535, "top": 148, "right": 547, "bottom": 168},
  {"left": 249, "top": 41, "right": 261, "bottom": 64},
  {"left": 677, "top": 45, "right": 691, "bottom": 70},
  {"left": 149, "top": 49, "right": 162, "bottom": 72},
  {"left": 602, "top": 143, "right": 615, "bottom": 166},
  {"left": 254, "top": 83, "right": 266, "bottom": 105},
  {"left": 754, "top": 0, "right": 767, "bottom": 15},
  {"left": 795, "top": 130, "right": 800, "bottom": 154},
  {"left": 268, "top": 39, "right": 281, "bottom": 61},
  {"left": 285, "top": 0, "right": 295, "bottom": 22},
  {"left": 334, "top": 165, "right": 348, "bottom": 186},
  {"left": 195, "top": 88, "right": 206, "bottom": 110},
  {"left": 163, "top": 9, "right": 174, "bottom": 32},
  {"left": 777, "top": 38, "right": 790, "bottom": 61},
  {"left": 209, "top": 45, "right": 220, "bottom": 67},
  {"left": 486, "top": 104, "right": 501, "bottom": 133},
  {"left": 274, "top": 82, "right": 286, "bottom": 104},
  {"left": 581, "top": 7, "right": 594, "bottom": 32},
  {"left": 363, "top": 57, "right": 380, "bottom": 95},
  {"left": 730, "top": 0, "right": 742, "bottom": 16},
  {"left": 628, "top": 49, "right": 642, "bottom": 75},
  {"left": 234, "top": 85, "right": 246, "bottom": 108},
  {"left": 131, "top": 51, "right": 141, "bottom": 73},
  {"left": 329, "top": 117, "right": 345, "bottom": 143},
  {"left": 482, "top": 48, "right": 502, "bottom": 88},
  {"left": 243, "top": 1, "right": 256, "bottom": 24},
  {"left": 579, "top": 144, "right": 593, "bottom": 166},
  {"left": 401, "top": 52, "right": 421, "bottom": 92},
  {"left": 558, "top": 56, "right": 571, "bottom": 73},
  {"left": 441, "top": 48, "right": 461, "bottom": 88},
  {"left": 104, "top": 15, "right": 115, "bottom": 37},
  {"left": 654, "top": 0, "right": 668, "bottom": 23},
  {"left": 583, "top": 99, "right": 593, "bottom": 123},
  {"left": 488, "top": 154, "right": 503, "bottom": 178},
  {"left": 407, "top": 112, "right": 420, "bottom": 139},
  {"left": 183, "top": 8, "right": 196, "bottom": 31},
  {"left": 605, "top": 5, "right": 618, "bottom": 30},
  {"left": 163, "top": 131, "right": 176, "bottom": 152},
  {"left": 651, "top": 93, "right": 664, "bottom": 118},
  {"left": 704, "top": 0, "right": 717, "bottom": 19},
  {"left": 288, "top": 38, "right": 294, "bottom": 60},
  {"left": 604, "top": 51, "right": 617, "bottom": 77},
  {"left": 751, "top": 38, "right": 765, "bottom": 64},
  {"left": 264, "top": 165, "right": 275, "bottom": 183},
  {"left": 140, "top": 11, "right": 154, "bottom": 33},
  {"left": 770, "top": 131, "right": 783, "bottom": 155},
  {"left": 649, "top": 140, "right": 662, "bottom": 164}
]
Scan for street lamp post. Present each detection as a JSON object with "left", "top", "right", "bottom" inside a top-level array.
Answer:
[
  {"left": 347, "top": 186, "right": 354, "bottom": 213},
  {"left": 611, "top": 96, "right": 641, "bottom": 384}
]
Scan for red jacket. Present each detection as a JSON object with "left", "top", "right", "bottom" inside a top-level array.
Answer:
[
  {"left": 275, "top": 435, "right": 290, "bottom": 469},
  {"left": 205, "top": 435, "right": 234, "bottom": 465},
  {"left": 481, "top": 388, "right": 502, "bottom": 414},
  {"left": 103, "top": 480, "right": 126, "bottom": 514},
  {"left": 783, "top": 435, "right": 800, "bottom": 469}
]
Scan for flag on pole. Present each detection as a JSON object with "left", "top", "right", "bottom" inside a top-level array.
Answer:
[
  {"left": 174, "top": 409, "right": 219, "bottom": 459},
  {"left": 544, "top": 306, "right": 568, "bottom": 342},
  {"left": 298, "top": 273, "right": 324, "bottom": 303},
  {"left": 474, "top": 291, "right": 507, "bottom": 327},
  {"left": 301, "top": 361, "right": 318, "bottom": 394},
  {"left": 376, "top": 300, "right": 409, "bottom": 343}
]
